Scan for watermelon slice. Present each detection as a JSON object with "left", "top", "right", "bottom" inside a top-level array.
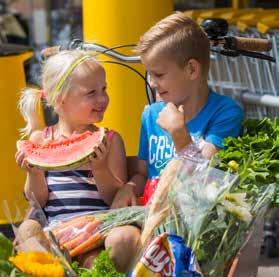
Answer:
[{"left": 17, "top": 127, "right": 106, "bottom": 171}]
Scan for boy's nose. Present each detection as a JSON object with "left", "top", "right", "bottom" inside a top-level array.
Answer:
[{"left": 150, "top": 78, "right": 157, "bottom": 90}]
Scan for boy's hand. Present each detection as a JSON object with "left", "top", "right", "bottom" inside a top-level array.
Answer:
[
  {"left": 15, "top": 150, "right": 42, "bottom": 175},
  {"left": 157, "top": 103, "right": 192, "bottom": 152},
  {"left": 111, "top": 183, "right": 137, "bottom": 209},
  {"left": 157, "top": 103, "right": 185, "bottom": 135}
]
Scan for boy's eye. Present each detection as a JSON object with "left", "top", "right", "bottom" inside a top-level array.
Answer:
[{"left": 154, "top": 73, "right": 164, "bottom": 78}]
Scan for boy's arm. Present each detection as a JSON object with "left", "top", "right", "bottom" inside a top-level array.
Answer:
[
  {"left": 111, "top": 106, "right": 149, "bottom": 209},
  {"left": 169, "top": 127, "right": 192, "bottom": 153},
  {"left": 111, "top": 159, "right": 147, "bottom": 209},
  {"left": 201, "top": 142, "right": 219, "bottom": 159},
  {"left": 127, "top": 158, "right": 147, "bottom": 196},
  {"left": 167, "top": 124, "right": 220, "bottom": 159}
]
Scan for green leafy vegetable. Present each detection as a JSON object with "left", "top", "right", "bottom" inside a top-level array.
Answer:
[
  {"left": 72, "top": 249, "right": 125, "bottom": 277},
  {"left": 216, "top": 117, "right": 279, "bottom": 205},
  {"left": 90, "top": 249, "right": 125, "bottom": 277},
  {"left": 0, "top": 233, "right": 19, "bottom": 276},
  {"left": 0, "top": 233, "right": 13, "bottom": 260},
  {"left": 0, "top": 260, "right": 14, "bottom": 275}
]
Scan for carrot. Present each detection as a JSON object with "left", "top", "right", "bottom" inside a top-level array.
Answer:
[
  {"left": 62, "top": 219, "right": 101, "bottom": 250},
  {"left": 54, "top": 217, "right": 94, "bottom": 243},
  {"left": 51, "top": 215, "right": 94, "bottom": 234},
  {"left": 69, "top": 232, "right": 103, "bottom": 257}
]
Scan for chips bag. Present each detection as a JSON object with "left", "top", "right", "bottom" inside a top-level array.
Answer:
[{"left": 130, "top": 233, "right": 202, "bottom": 277}]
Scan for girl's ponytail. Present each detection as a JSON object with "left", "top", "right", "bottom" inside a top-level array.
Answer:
[{"left": 18, "top": 88, "right": 44, "bottom": 138}]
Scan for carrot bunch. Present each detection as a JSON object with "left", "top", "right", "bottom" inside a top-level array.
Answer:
[
  {"left": 50, "top": 214, "right": 103, "bottom": 257},
  {"left": 48, "top": 206, "right": 145, "bottom": 257}
]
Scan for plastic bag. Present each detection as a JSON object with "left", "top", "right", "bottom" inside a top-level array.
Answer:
[
  {"left": 134, "top": 142, "right": 276, "bottom": 277},
  {"left": 2, "top": 198, "right": 76, "bottom": 277},
  {"left": 139, "top": 143, "right": 237, "bottom": 251},
  {"left": 45, "top": 206, "right": 145, "bottom": 257}
]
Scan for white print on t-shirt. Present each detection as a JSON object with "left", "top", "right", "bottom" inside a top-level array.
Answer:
[
  {"left": 149, "top": 134, "right": 205, "bottom": 170},
  {"left": 149, "top": 135, "right": 175, "bottom": 169}
]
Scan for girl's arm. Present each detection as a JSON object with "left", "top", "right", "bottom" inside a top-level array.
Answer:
[
  {"left": 16, "top": 131, "right": 49, "bottom": 207},
  {"left": 91, "top": 132, "right": 127, "bottom": 205},
  {"left": 24, "top": 170, "right": 48, "bottom": 208}
]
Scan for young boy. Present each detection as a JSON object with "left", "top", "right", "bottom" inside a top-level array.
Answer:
[{"left": 112, "top": 12, "right": 243, "bottom": 207}]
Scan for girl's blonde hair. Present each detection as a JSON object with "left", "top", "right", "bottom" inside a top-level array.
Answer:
[{"left": 19, "top": 50, "right": 98, "bottom": 138}]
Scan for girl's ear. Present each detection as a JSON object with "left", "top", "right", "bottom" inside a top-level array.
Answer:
[
  {"left": 54, "top": 95, "right": 64, "bottom": 111},
  {"left": 185, "top": 59, "right": 201, "bottom": 80}
]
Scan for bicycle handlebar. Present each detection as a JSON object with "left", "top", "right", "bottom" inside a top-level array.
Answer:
[
  {"left": 223, "top": 36, "right": 272, "bottom": 52},
  {"left": 40, "top": 36, "right": 274, "bottom": 63},
  {"left": 40, "top": 40, "right": 141, "bottom": 63}
]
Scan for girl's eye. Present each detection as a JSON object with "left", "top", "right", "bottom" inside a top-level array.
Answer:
[{"left": 88, "top": 90, "right": 96, "bottom": 95}]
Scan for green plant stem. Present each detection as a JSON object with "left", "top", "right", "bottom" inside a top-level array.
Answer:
[
  {"left": 213, "top": 218, "right": 233, "bottom": 261},
  {"left": 170, "top": 204, "right": 180, "bottom": 235},
  {"left": 187, "top": 231, "right": 192, "bottom": 247}
]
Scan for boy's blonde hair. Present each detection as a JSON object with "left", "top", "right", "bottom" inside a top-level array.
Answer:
[
  {"left": 19, "top": 50, "right": 98, "bottom": 137},
  {"left": 135, "top": 12, "right": 210, "bottom": 75}
]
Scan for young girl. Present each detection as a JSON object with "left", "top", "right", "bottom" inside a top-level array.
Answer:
[{"left": 15, "top": 50, "right": 140, "bottom": 272}]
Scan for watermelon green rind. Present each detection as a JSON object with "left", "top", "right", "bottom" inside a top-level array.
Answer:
[
  {"left": 17, "top": 127, "right": 106, "bottom": 171},
  {"left": 27, "top": 148, "right": 92, "bottom": 170}
]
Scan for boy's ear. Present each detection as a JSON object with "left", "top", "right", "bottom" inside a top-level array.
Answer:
[{"left": 185, "top": 59, "right": 201, "bottom": 80}]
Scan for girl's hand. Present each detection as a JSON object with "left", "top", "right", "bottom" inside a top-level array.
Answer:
[
  {"left": 89, "top": 138, "right": 110, "bottom": 170},
  {"left": 15, "top": 151, "right": 43, "bottom": 175}
]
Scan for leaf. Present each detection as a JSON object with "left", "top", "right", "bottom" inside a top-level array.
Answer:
[
  {"left": 0, "top": 260, "right": 14, "bottom": 274},
  {"left": 0, "top": 233, "right": 13, "bottom": 260},
  {"left": 90, "top": 249, "right": 125, "bottom": 277},
  {"left": 71, "top": 249, "right": 125, "bottom": 277},
  {"left": 217, "top": 150, "right": 244, "bottom": 162},
  {"left": 268, "top": 160, "right": 279, "bottom": 171},
  {"left": 9, "top": 267, "right": 29, "bottom": 277},
  {"left": 0, "top": 270, "right": 9, "bottom": 277},
  {"left": 195, "top": 248, "right": 205, "bottom": 261}
]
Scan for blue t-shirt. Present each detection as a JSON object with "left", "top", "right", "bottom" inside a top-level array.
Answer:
[{"left": 138, "top": 91, "right": 244, "bottom": 179}]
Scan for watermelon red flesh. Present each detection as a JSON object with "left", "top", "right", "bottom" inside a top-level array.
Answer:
[{"left": 17, "top": 129, "right": 105, "bottom": 170}]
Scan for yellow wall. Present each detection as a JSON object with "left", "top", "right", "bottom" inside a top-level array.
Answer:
[
  {"left": 83, "top": 0, "right": 173, "bottom": 155},
  {"left": 232, "top": 0, "right": 249, "bottom": 9},
  {"left": 0, "top": 52, "right": 32, "bottom": 224}
]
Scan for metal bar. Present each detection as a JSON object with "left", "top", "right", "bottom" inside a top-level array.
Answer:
[
  {"left": 81, "top": 43, "right": 141, "bottom": 63},
  {"left": 208, "top": 81, "right": 279, "bottom": 108},
  {"left": 240, "top": 93, "right": 279, "bottom": 108}
]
